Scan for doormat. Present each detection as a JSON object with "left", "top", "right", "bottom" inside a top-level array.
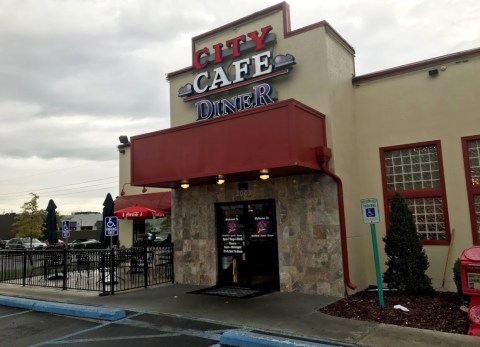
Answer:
[{"left": 189, "top": 285, "right": 271, "bottom": 299}]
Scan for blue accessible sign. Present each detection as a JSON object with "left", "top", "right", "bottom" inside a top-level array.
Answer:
[
  {"left": 62, "top": 220, "right": 70, "bottom": 238},
  {"left": 104, "top": 216, "right": 118, "bottom": 236},
  {"left": 361, "top": 198, "right": 380, "bottom": 224}
]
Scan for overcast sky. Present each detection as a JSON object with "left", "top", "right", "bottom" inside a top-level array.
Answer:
[{"left": 1, "top": 0, "right": 479, "bottom": 216}]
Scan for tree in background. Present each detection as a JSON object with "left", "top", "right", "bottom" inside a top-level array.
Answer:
[
  {"left": 12, "top": 193, "right": 46, "bottom": 239},
  {"left": 145, "top": 212, "right": 171, "bottom": 238},
  {"left": 383, "top": 192, "right": 433, "bottom": 293}
]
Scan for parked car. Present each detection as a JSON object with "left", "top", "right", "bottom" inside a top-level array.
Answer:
[
  {"left": 68, "top": 239, "right": 89, "bottom": 248},
  {"left": 5, "top": 237, "right": 47, "bottom": 250},
  {"left": 83, "top": 240, "right": 103, "bottom": 249},
  {"left": 0, "top": 238, "right": 6, "bottom": 249},
  {"left": 45, "top": 239, "right": 65, "bottom": 248},
  {"left": 71, "top": 239, "right": 103, "bottom": 249}
]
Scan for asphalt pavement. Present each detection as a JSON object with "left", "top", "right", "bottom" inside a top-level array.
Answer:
[
  {"left": 0, "top": 305, "right": 238, "bottom": 347},
  {"left": 0, "top": 283, "right": 478, "bottom": 347}
]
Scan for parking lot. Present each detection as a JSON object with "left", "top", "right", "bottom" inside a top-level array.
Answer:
[{"left": 0, "top": 305, "right": 234, "bottom": 346}]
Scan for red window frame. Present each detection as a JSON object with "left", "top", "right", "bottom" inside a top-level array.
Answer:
[
  {"left": 380, "top": 140, "right": 451, "bottom": 245},
  {"left": 462, "top": 135, "right": 480, "bottom": 245}
]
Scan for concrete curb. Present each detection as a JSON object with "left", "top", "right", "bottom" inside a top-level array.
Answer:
[
  {"left": 220, "top": 329, "right": 337, "bottom": 347},
  {"left": 0, "top": 295, "right": 125, "bottom": 321}
]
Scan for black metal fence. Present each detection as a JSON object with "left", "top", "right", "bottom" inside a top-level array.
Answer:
[{"left": 0, "top": 244, "right": 174, "bottom": 295}]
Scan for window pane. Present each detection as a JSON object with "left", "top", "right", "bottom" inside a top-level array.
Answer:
[
  {"left": 384, "top": 145, "right": 440, "bottom": 191},
  {"left": 468, "top": 140, "right": 480, "bottom": 181},
  {"left": 406, "top": 197, "right": 445, "bottom": 241},
  {"left": 470, "top": 158, "right": 479, "bottom": 169},
  {"left": 475, "top": 195, "right": 480, "bottom": 240}
]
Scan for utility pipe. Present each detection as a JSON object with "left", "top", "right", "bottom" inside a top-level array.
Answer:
[{"left": 317, "top": 147, "right": 357, "bottom": 291}]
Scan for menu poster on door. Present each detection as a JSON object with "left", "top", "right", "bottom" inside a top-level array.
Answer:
[
  {"left": 252, "top": 216, "right": 273, "bottom": 238},
  {"left": 222, "top": 217, "right": 244, "bottom": 254},
  {"left": 226, "top": 219, "right": 238, "bottom": 235}
]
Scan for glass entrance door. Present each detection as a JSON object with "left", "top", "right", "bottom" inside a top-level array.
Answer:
[{"left": 216, "top": 200, "right": 279, "bottom": 290}]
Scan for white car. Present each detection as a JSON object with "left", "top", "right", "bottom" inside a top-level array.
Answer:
[{"left": 6, "top": 238, "right": 47, "bottom": 250}]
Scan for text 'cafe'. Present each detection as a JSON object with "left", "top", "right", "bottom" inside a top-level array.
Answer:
[{"left": 118, "top": 2, "right": 480, "bottom": 296}]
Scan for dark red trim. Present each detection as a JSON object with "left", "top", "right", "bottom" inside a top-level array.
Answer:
[
  {"left": 319, "top": 161, "right": 357, "bottom": 291},
  {"left": 131, "top": 99, "right": 327, "bottom": 188},
  {"left": 285, "top": 20, "right": 326, "bottom": 37},
  {"left": 462, "top": 135, "right": 480, "bottom": 245},
  {"left": 167, "top": 2, "right": 354, "bottom": 79},
  {"left": 384, "top": 188, "right": 443, "bottom": 200},
  {"left": 379, "top": 140, "right": 451, "bottom": 246},
  {"left": 285, "top": 20, "right": 354, "bottom": 54},
  {"left": 353, "top": 47, "right": 480, "bottom": 83}
]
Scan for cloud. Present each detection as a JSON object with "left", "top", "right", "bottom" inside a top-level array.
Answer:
[{"left": 0, "top": 0, "right": 479, "bottom": 214}]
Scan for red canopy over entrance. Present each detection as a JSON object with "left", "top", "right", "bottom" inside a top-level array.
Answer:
[
  {"left": 114, "top": 205, "right": 167, "bottom": 219},
  {"left": 130, "top": 99, "right": 327, "bottom": 188},
  {"left": 114, "top": 192, "right": 171, "bottom": 211}
]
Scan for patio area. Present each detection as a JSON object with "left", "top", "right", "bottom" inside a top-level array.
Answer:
[{"left": 0, "top": 245, "right": 173, "bottom": 295}]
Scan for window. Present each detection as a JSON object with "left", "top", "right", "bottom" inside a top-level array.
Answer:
[
  {"left": 380, "top": 141, "right": 450, "bottom": 245},
  {"left": 462, "top": 135, "right": 480, "bottom": 245},
  {"left": 133, "top": 219, "right": 146, "bottom": 246}
]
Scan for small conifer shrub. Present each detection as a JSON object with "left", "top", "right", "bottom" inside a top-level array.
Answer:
[
  {"left": 453, "top": 258, "right": 469, "bottom": 302},
  {"left": 383, "top": 192, "right": 433, "bottom": 294}
]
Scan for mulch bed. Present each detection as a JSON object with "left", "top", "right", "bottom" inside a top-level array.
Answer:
[{"left": 319, "top": 290, "right": 470, "bottom": 335}]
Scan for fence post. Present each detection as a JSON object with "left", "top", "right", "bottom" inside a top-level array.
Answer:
[
  {"left": 143, "top": 246, "right": 148, "bottom": 288},
  {"left": 170, "top": 244, "right": 174, "bottom": 283},
  {"left": 62, "top": 248, "right": 67, "bottom": 290},
  {"left": 0, "top": 250, "right": 3, "bottom": 282},
  {"left": 110, "top": 248, "right": 115, "bottom": 296},
  {"left": 22, "top": 249, "right": 27, "bottom": 287},
  {"left": 101, "top": 253, "right": 107, "bottom": 295}
]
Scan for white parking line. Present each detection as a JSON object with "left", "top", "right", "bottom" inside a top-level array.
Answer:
[
  {"left": 0, "top": 310, "right": 30, "bottom": 319},
  {"left": 29, "top": 312, "right": 143, "bottom": 347},
  {"left": 30, "top": 312, "right": 230, "bottom": 346},
  {"left": 38, "top": 333, "right": 182, "bottom": 344}
]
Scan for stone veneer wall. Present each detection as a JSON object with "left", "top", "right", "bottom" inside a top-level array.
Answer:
[{"left": 171, "top": 172, "right": 344, "bottom": 296}]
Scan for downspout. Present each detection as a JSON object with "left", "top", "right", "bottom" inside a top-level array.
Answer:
[{"left": 316, "top": 147, "right": 357, "bottom": 291}]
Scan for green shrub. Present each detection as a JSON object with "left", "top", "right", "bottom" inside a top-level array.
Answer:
[
  {"left": 453, "top": 258, "right": 469, "bottom": 302},
  {"left": 383, "top": 192, "right": 433, "bottom": 294}
]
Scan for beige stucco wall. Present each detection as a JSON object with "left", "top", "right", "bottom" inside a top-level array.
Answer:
[
  {"left": 167, "top": 9, "right": 359, "bottom": 295},
  {"left": 352, "top": 56, "right": 480, "bottom": 291},
  {"left": 118, "top": 146, "right": 169, "bottom": 247},
  {"left": 163, "top": 5, "right": 480, "bottom": 294}
]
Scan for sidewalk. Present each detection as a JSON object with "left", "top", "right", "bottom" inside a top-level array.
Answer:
[{"left": 0, "top": 283, "right": 477, "bottom": 347}]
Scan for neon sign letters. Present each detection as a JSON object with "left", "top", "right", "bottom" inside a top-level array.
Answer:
[{"left": 178, "top": 25, "right": 295, "bottom": 121}]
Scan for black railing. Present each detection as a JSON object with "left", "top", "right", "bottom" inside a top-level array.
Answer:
[{"left": 0, "top": 244, "right": 174, "bottom": 295}]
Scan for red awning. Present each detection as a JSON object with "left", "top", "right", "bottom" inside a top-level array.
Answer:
[
  {"left": 114, "top": 192, "right": 171, "bottom": 211},
  {"left": 130, "top": 99, "right": 327, "bottom": 188},
  {"left": 114, "top": 205, "right": 167, "bottom": 219}
]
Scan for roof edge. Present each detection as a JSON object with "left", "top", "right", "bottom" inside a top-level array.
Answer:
[
  {"left": 167, "top": 2, "right": 354, "bottom": 79},
  {"left": 353, "top": 47, "right": 480, "bottom": 83}
]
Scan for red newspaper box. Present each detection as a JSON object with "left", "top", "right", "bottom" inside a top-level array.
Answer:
[{"left": 460, "top": 246, "right": 480, "bottom": 336}]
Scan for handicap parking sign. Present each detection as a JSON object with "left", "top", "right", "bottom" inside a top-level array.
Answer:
[
  {"left": 62, "top": 220, "right": 70, "bottom": 238},
  {"left": 361, "top": 198, "right": 380, "bottom": 224},
  {"left": 104, "top": 216, "right": 118, "bottom": 236}
]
